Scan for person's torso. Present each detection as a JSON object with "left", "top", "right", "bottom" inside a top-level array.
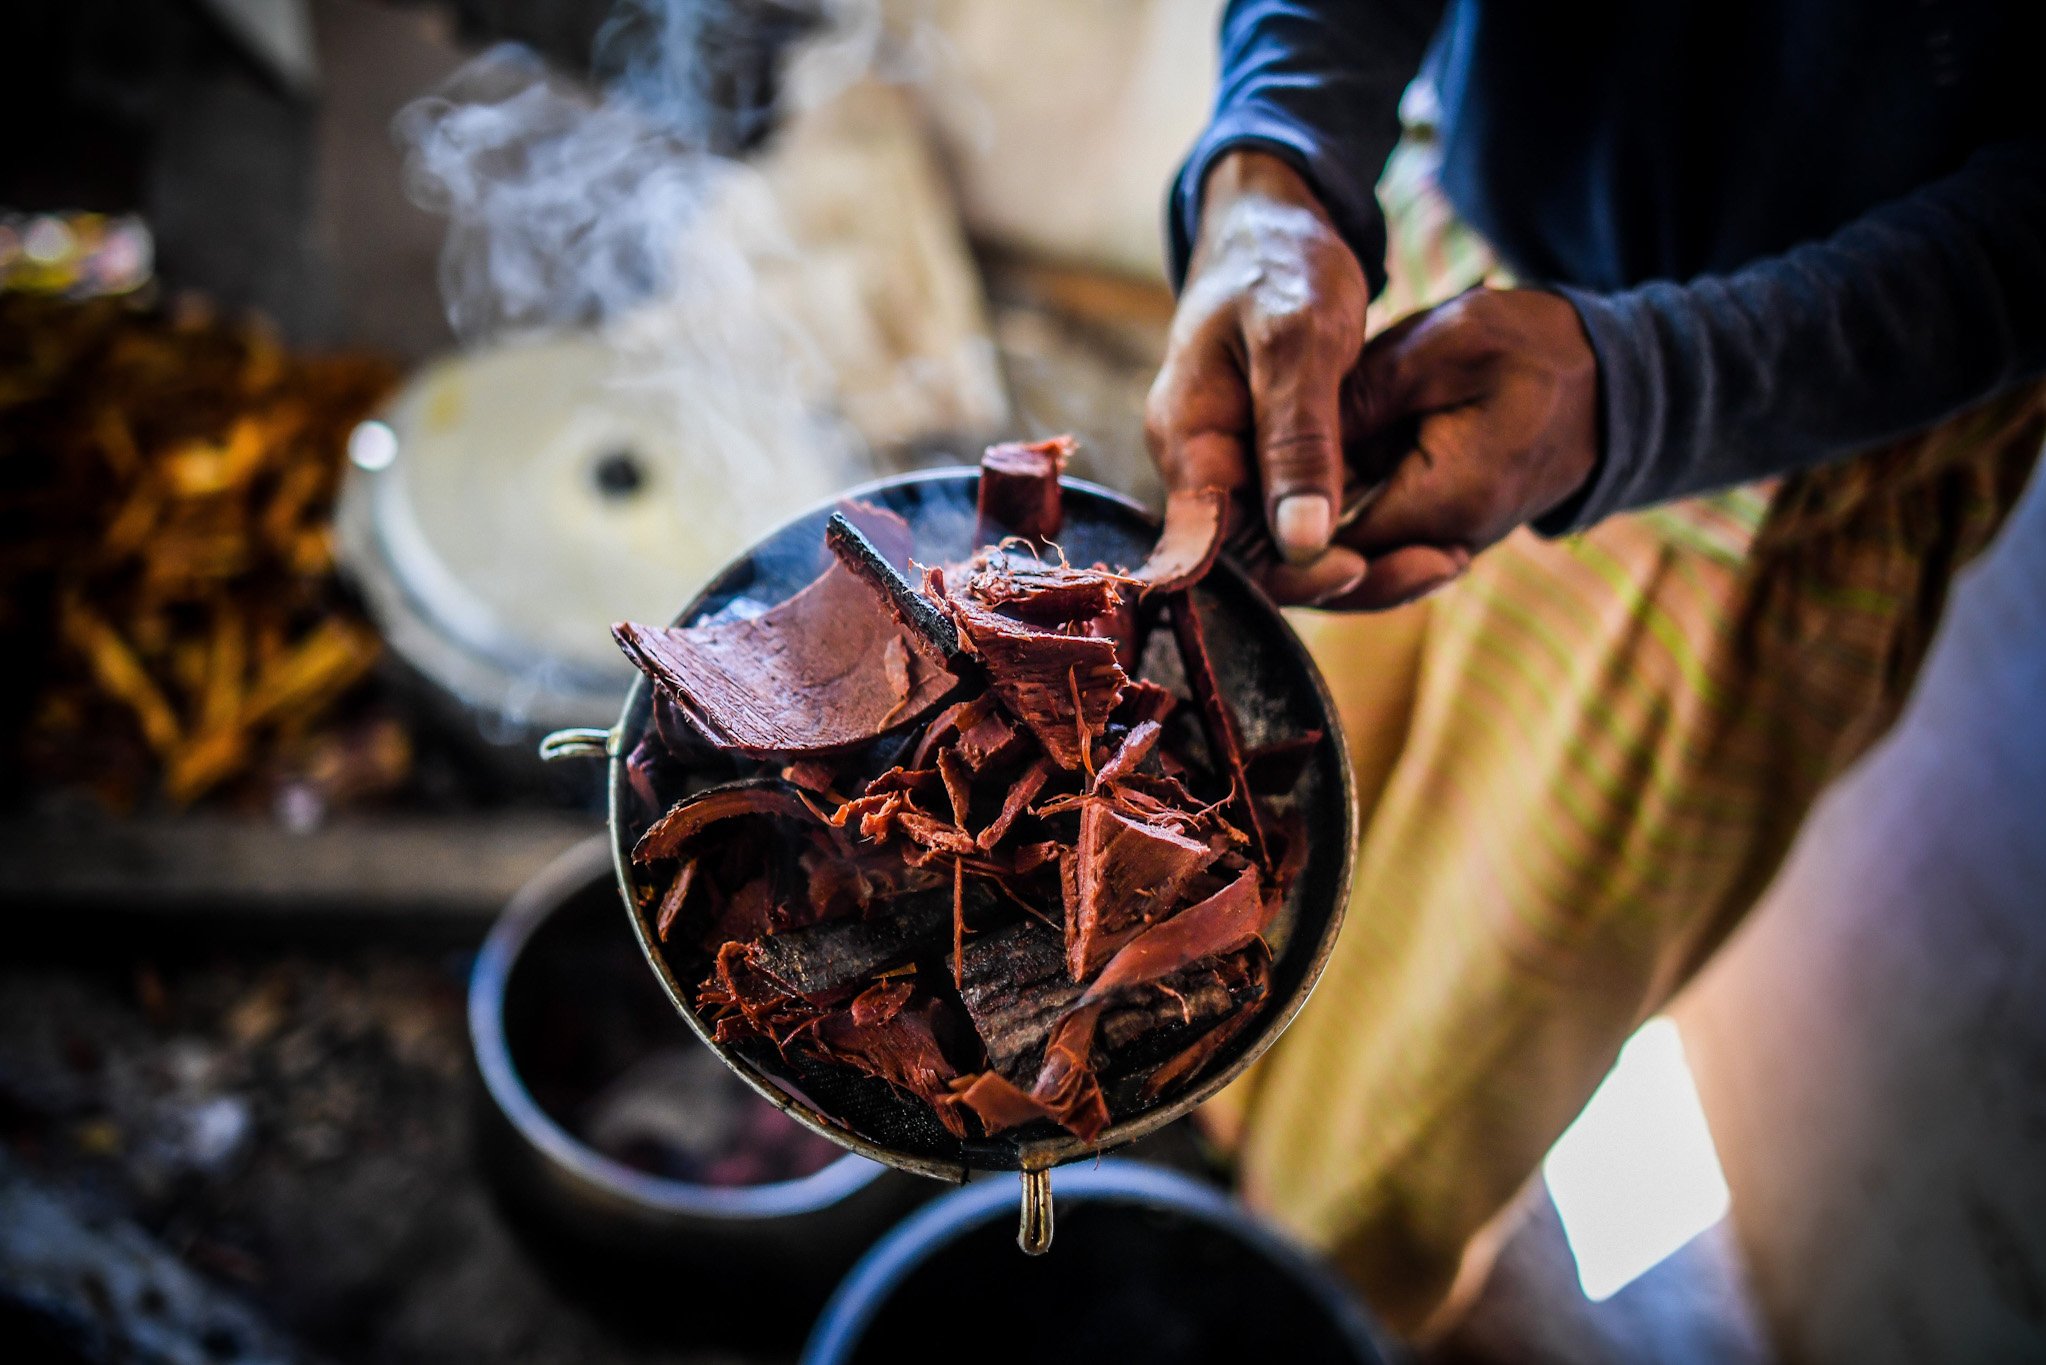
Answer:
[{"left": 1427, "top": 0, "right": 2044, "bottom": 289}]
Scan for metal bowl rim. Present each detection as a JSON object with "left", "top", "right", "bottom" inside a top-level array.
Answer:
[{"left": 604, "top": 466, "right": 1359, "bottom": 1181}]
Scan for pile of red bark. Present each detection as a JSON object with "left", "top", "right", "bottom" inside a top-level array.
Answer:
[{"left": 612, "top": 439, "right": 1312, "bottom": 1143}]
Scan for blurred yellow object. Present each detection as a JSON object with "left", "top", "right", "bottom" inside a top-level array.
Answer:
[
  {"left": 0, "top": 293, "right": 398, "bottom": 809},
  {"left": 59, "top": 596, "right": 185, "bottom": 758}
]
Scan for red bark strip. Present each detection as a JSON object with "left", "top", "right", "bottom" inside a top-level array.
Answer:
[
  {"left": 1028, "top": 1002, "right": 1111, "bottom": 1141},
  {"left": 1092, "top": 718, "right": 1163, "bottom": 788},
  {"left": 1130, "top": 487, "right": 1230, "bottom": 594},
  {"left": 976, "top": 436, "right": 1072, "bottom": 543},
  {"left": 943, "top": 1069, "right": 1058, "bottom": 1133},
  {"left": 1081, "top": 866, "right": 1265, "bottom": 1004},
  {"left": 952, "top": 858, "right": 966, "bottom": 991},
  {"left": 976, "top": 758, "right": 1051, "bottom": 850},
  {"left": 1166, "top": 592, "right": 1269, "bottom": 865},
  {"left": 653, "top": 857, "right": 697, "bottom": 942}
]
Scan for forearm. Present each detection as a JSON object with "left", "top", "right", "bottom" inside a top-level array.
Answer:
[
  {"left": 1545, "top": 139, "right": 2046, "bottom": 531},
  {"left": 1169, "top": 0, "right": 1447, "bottom": 295}
]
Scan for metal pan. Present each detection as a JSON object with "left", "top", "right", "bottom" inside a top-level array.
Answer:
[{"left": 542, "top": 468, "right": 1358, "bottom": 1250}]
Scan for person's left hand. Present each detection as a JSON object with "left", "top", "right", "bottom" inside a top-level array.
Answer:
[{"left": 1318, "top": 286, "right": 1602, "bottom": 610}]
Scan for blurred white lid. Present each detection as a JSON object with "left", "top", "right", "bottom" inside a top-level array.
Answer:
[{"left": 336, "top": 331, "right": 849, "bottom": 734}]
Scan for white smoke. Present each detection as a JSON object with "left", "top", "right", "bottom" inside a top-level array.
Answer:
[
  {"left": 389, "top": 2, "right": 936, "bottom": 521},
  {"left": 376, "top": 0, "right": 1012, "bottom": 736},
  {"left": 396, "top": 45, "right": 721, "bottom": 339}
]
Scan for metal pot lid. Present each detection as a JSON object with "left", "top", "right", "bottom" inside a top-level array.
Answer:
[{"left": 337, "top": 331, "right": 853, "bottom": 732}]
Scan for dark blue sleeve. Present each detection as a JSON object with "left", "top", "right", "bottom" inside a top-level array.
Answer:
[
  {"left": 1545, "top": 138, "right": 2046, "bottom": 531},
  {"left": 1168, "top": 0, "right": 1448, "bottom": 295}
]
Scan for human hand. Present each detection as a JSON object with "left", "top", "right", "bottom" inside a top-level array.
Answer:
[
  {"left": 1145, "top": 145, "right": 1600, "bottom": 610},
  {"left": 1144, "top": 149, "right": 1377, "bottom": 606},
  {"left": 1318, "top": 287, "right": 1600, "bottom": 610}
]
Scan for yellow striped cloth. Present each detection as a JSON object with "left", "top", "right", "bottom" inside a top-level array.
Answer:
[{"left": 1207, "top": 132, "right": 2046, "bottom": 1334}]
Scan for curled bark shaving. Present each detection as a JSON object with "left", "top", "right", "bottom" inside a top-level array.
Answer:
[
  {"left": 1081, "top": 867, "right": 1266, "bottom": 1004},
  {"left": 653, "top": 858, "right": 697, "bottom": 943},
  {"left": 1130, "top": 487, "right": 1230, "bottom": 594},
  {"left": 634, "top": 779, "right": 826, "bottom": 863}
]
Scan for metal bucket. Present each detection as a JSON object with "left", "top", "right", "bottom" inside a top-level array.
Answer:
[
  {"left": 803, "top": 1160, "right": 1390, "bottom": 1365},
  {"left": 469, "top": 837, "right": 926, "bottom": 1339},
  {"left": 541, "top": 469, "right": 1358, "bottom": 1250}
]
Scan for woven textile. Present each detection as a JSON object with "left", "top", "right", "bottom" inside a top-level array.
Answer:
[{"left": 1209, "top": 131, "right": 2046, "bottom": 1332}]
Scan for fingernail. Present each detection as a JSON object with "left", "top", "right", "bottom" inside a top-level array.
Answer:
[
  {"left": 1309, "top": 565, "right": 1368, "bottom": 607},
  {"left": 1273, "top": 494, "right": 1332, "bottom": 565}
]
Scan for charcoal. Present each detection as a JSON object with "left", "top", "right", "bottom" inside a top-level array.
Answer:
[
  {"left": 746, "top": 892, "right": 952, "bottom": 1000},
  {"left": 1099, "top": 960, "right": 1239, "bottom": 1054},
  {"left": 954, "top": 919, "right": 1084, "bottom": 1080}
]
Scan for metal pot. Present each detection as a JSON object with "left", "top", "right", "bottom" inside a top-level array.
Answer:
[
  {"left": 469, "top": 836, "right": 926, "bottom": 1337},
  {"left": 803, "top": 1160, "right": 1391, "bottom": 1365},
  {"left": 336, "top": 333, "right": 858, "bottom": 782},
  {"left": 540, "top": 468, "right": 1358, "bottom": 1252}
]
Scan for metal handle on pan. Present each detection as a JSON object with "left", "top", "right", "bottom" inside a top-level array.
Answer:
[
  {"left": 538, "top": 727, "right": 618, "bottom": 762},
  {"left": 1019, "top": 1167, "right": 1054, "bottom": 1255}
]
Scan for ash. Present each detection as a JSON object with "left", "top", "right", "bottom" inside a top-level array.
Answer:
[{"left": 0, "top": 950, "right": 751, "bottom": 1364}]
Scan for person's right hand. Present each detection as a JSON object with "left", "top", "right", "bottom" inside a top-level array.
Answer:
[
  {"left": 1146, "top": 150, "right": 1370, "bottom": 605},
  {"left": 1145, "top": 148, "right": 1469, "bottom": 607},
  {"left": 1153, "top": 148, "right": 1473, "bottom": 609}
]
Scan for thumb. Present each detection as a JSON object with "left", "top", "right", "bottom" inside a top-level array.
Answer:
[
  {"left": 1332, "top": 309, "right": 1456, "bottom": 535},
  {"left": 1247, "top": 323, "right": 1355, "bottom": 565}
]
